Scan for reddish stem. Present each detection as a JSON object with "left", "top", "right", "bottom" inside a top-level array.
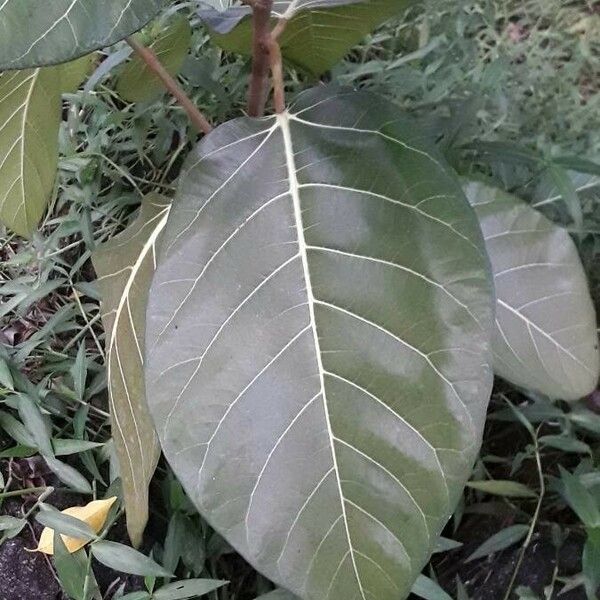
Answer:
[
  {"left": 246, "top": 0, "right": 274, "bottom": 117},
  {"left": 126, "top": 36, "right": 213, "bottom": 135}
]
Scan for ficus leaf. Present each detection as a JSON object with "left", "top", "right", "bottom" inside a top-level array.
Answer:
[
  {"left": 0, "top": 56, "right": 95, "bottom": 237},
  {"left": 93, "top": 194, "right": 171, "bottom": 547},
  {"left": 464, "top": 180, "right": 600, "bottom": 400},
  {"left": 0, "top": 0, "right": 165, "bottom": 70},
  {"left": 35, "top": 497, "right": 117, "bottom": 555},
  {"left": 0, "top": 68, "right": 62, "bottom": 237},
  {"left": 145, "top": 87, "right": 494, "bottom": 600},
  {"left": 116, "top": 15, "right": 192, "bottom": 103},
  {"left": 198, "top": 0, "right": 418, "bottom": 76}
]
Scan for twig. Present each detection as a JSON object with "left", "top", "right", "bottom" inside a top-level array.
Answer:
[
  {"left": 268, "top": 36, "right": 285, "bottom": 114},
  {"left": 0, "top": 486, "right": 49, "bottom": 499},
  {"left": 126, "top": 36, "right": 213, "bottom": 135},
  {"left": 245, "top": 0, "right": 274, "bottom": 116}
]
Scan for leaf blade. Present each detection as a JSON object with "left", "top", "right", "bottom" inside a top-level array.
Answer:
[
  {"left": 464, "top": 179, "right": 600, "bottom": 400},
  {"left": 146, "top": 87, "right": 494, "bottom": 600},
  {"left": 199, "top": 0, "right": 417, "bottom": 75},
  {"left": 93, "top": 194, "right": 171, "bottom": 547},
  {"left": 0, "top": 68, "right": 61, "bottom": 237},
  {"left": 91, "top": 540, "right": 173, "bottom": 578},
  {"left": 0, "top": 1, "right": 164, "bottom": 69}
]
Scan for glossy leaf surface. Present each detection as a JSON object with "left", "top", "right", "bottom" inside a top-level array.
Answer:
[
  {"left": 465, "top": 180, "right": 600, "bottom": 400},
  {"left": 199, "top": 0, "right": 415, "bottom": 75},
  {"left": 146, "top": 88, "right": 493, "bottom": 599},
  {"left": 93, "top": 194, "right": 170, "bottom": 546},
  {"left": 0, "top": 0, "right": 164, "bottom": 69}
]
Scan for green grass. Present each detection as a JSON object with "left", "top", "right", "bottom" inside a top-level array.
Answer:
[{"left": 1, "top": 1, "right": 600, "bottom": 599}]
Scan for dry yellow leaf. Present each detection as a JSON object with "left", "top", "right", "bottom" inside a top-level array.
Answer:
[{"left": 35, "top": 496, "right": 117, "bottom": 555}]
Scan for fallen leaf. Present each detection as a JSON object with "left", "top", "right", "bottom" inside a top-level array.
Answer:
[{"left": 35, "top": 496, "right": 117, "bottom": 555}]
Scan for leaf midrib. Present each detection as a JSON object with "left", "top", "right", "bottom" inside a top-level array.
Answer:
[
  {"left": 277, "top": 111, "right": 367, "bottom": 599},
  {"left": 106, "top": 205, "right": 170, "bottom": 499}
]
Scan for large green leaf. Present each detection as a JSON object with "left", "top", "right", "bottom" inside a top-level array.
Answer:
[
  {"left": 198, "top": 0, "right": 416, "bottom": 75},
  {"left": 0, "top": 58, "right": 101, "bottom": 237},
  {"left": 145, "top": 87, "right": 494, "bottom": 600},
  {"left": 0, "top": 68, "right": 61, "bottom": 237},
  {"left": 0, "top": 0, "right": 165, "bottom": 70},
  {"left": 116, "top": 14, "right": 192, "bottom": 103},
  {"left": 93, "top": 194, "right": 171, "bottom": 547},
  {"left": 464, "top": 180, "right": 600, "bottom": 400}
]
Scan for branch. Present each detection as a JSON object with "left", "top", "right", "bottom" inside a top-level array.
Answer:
[
  {"left": 126, "top": 36, "right": 213, "bottom": 135},
  {"left": 245, "top": 0, "right": 274, "bottom": 117},
  {"left": 268, "top": 36, "right": 285, "bottom": 114}
]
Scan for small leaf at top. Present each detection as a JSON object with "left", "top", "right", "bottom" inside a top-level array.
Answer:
[
  {"left": 0, "top": 0, "right": 165, "bottom": 70},
  {"left": 35, "top": 497, "right": 117, "bottom": 555},
  {"left": 199, "top": 0, "right": 419, "bottom": 76}
]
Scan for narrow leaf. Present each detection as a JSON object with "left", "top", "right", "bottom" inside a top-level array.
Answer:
[
  {"left": 152, "top": 579, "right": 227, "bottom": 600},
  {"left": 17, "top": 393, "right": 54, "bottom": 457},
  {"left": 464, "top": 180, "right": 600, "bottom": 400},
  {"left": 411, "top": 575, "right": 453, "bottom": 600},
  {"left": 53, "top": 439, "right": 105, "bottom": 456},
  {"left": 0, "top": 1, "right": 164, "bottom": 70},
  {"left": 559, "top": 467, "right": 600, "bottom": 528},
  {"left": 146, "top": 86, "right": 494, "bottom": 600},
  {"left": 583, "top": 528, "right": 600, "bottom": 600},
  {"left": 465, "top": 525, "right": 529, "bottom": 563},
  {"left": 0, "top": 410, "right": 35, "bottom": 446},
  {"left": 53, "top": 534, "right": 91, "bottom": 600},
  {"left": 93, "top": 194, "right": 170, "bottom": 547},
  {"left": 91, "top": 540, "right": 173, "bottom": 578},
  {"left": 45, "top": 457, "right": 93, "bottom": 494},
  {"left": 467, "top": 480, "right": 537, "bottom": 499},
  {"left": 37, "top": 506, "right": 97, "bottom": 545},
  {"left": 116, "top": 15, "right": 191, "bottom": 103}
]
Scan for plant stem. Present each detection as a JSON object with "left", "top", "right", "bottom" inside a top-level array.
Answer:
[
  {"left": 268, "top": 37, "right": 285, "bottom": 114},
  {"left": 0, "top": 486, "right": 49, "bottom": 499},
  {"left": 246, "top": 0, "right": 274, "bottom": 117},
  {"left": 126, "top": 36, "right": 213, "bottom": 135}
]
